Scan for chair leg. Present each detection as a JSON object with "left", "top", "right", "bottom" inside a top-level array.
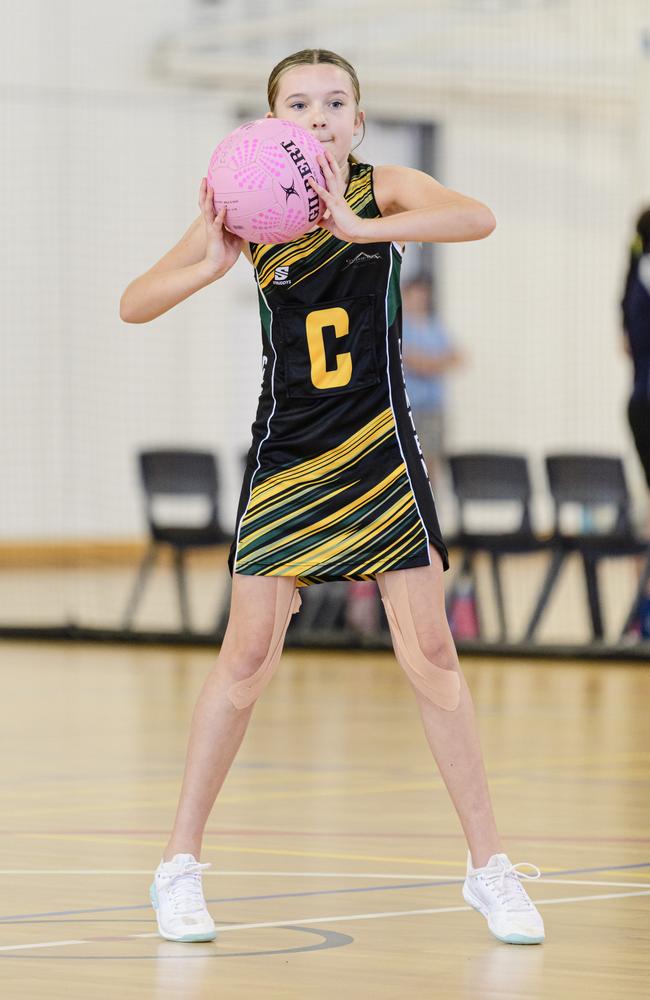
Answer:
[
  {"left": 445, "top": 550, "right": 471, "bottom": 618},
  {"left": 467, "top": 554, "right": 484, "bottom": 639},
  {"left": 582, "top": 554, "right": 603, "bottom": 640},
  {"left": 524, "top": 548, "right": 565, "bottom": 641},
  {"left": 173, "top": 549, "right": 192, "bottom": 633},
  {"left": 490, "top": 552, "right": 507, "bottom": 642},
  {"left": 323, "top": 583, "right": 349, "bottom": 630},
  {"left": 214, "top": 575, "right": 232, "bottom": 636},
  {"left": 122, "top": 543, "right": 158, "bottom": 630},
  {"left": 296, "top": 584, "right": 328, "bottom": 631},
  {"left": 620, "top": 549, "right": 650, "bottom": 637}
]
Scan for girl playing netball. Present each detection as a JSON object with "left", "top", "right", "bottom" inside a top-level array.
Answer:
[{"left": 120, "top": 48, "right": 545, "bottom": 947}]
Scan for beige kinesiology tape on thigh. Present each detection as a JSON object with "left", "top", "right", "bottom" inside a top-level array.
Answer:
[
  {"left": 377, "top": 571, "right": 461, "bottom": 711},
  {"left": 227, "top": 579, "right": 302, "bottom": 710}
]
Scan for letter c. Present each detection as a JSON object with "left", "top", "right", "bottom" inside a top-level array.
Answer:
[{"left": 305, "top": 307, "right": 352, "bottom": 389}]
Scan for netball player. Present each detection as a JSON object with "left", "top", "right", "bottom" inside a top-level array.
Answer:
[{"left": 120, "top": 48, "right": 545, "bottom": 947}]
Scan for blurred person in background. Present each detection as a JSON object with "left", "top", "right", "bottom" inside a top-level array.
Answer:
[
  {"left": 621, "top": 207, "right": 650, "bottom": 537},
  {"left": 621, "top": 207, "right": 650, "bottom": 641},
  {"left": 401, "top": 274, "right": 466, "bottom": 496}
]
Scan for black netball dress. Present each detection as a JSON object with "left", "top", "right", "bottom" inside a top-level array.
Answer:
[{"left": 227, "top": 160, "right": 449, "bottom": 587}]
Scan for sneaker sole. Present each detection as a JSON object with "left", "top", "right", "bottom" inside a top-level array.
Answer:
[
  {"left": 150, "top": 882, "right": 218, "bottom": 943},
  {"left": 462, "top": 881, "right": 544, "bottom": 945}
]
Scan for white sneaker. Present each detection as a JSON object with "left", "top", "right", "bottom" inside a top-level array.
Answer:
[
  {"left": 150, "top": 853, "right": 217, "bottom": 942},
  {"left": 462, "top": 851, "right": 545, "bottom": 944}
]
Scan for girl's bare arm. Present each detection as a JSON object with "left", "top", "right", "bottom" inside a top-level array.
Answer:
[{"left": 120, "top": 181, "right": 252, "bottom": 324}]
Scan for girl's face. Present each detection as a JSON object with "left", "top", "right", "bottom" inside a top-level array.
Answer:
[{"left": 268, "top": 63, "right": 364, "bottom": 172}]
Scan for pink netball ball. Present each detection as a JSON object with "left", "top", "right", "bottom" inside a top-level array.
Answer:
[{"left": 207, "top": 118, "right": 327, "bottom": 245}]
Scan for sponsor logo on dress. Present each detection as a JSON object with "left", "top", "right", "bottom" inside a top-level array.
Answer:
[
  {"left": 342, "top": 251, "right": 382, "bottom": 270},
  {"left": 273, "top": 265, "right": 291, "bottom": 286}
]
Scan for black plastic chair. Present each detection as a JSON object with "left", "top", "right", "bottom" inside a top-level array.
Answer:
[
  {"left": 122, "top": 449, "right": 233, "bottom": 633},
  {"left": 446, "top": 452, "right": 550, "bottom": 641},
  {"left": 524, "top": 454, "right": 650, "bottom": 641}
]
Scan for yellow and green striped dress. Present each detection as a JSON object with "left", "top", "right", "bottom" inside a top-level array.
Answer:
[{"left": 228, "top": 160, "right": 448, "bottom": 587}]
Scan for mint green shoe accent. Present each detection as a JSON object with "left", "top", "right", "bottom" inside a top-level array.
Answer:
[
  {"left": 167, "top": 930, "right": 218, "bottom": 943},
  {"left": 149, "top": 882, "right": 158, "bottom": 910},
  {"left": 493, "top": 930, "right": 545, "bottom": 945}
]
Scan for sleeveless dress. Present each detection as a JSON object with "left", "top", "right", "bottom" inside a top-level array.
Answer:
[{"left": 228, "top": 160, "right": 449, "bottom": 587}]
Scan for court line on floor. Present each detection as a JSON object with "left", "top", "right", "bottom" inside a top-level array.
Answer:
[
  {"left": 2, "top": 828, "right": 650, "bottom": 845},
  {"left": 0, "top": 776, "right": 521, "bottom": 818},
  {"left": 0, "top": 862, "right": 648, "bottom": 925},
  {"left": 1, "top": 887, "right": 649, "bottom": 953},
  {"left": 4, "top": 750, "right": 646, "bottom": 791},
  {"left": 3, "top": 760, "right": 646, "bottom": 813},
  {"left": 0, "top": 870, "right": 649, "bottom": 889},
  {"left": 10, "top": 759, "right": 649, "bottom": 812},
  {"left": 15, "top": 832, "right": 650, "bottom": 875}
]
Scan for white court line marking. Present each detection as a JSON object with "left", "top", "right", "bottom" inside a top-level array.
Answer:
[
  {"left": 0, "top": 869, "right": 649, "bottom": 888},
  {"left": 0, "top": 888, "right": 648, "bottom": 953},
  {"left": 534, "top": 878, "right": 650, "bottom": 888},
  {"left": 534, "top": 890, "right": 650, "bottom": 905},
  {"left": 0, "top": 939, "right": 87, "bottom": 952}
]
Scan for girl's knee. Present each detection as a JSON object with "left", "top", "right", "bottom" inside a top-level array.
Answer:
[
  {"left": 222, "top": 576, "right": 298, "bottom": 665},
  {"left": 218, "top": 611, "right": 282, "bottom": 680},
  {"left": 224, "top": 634, "right": 277, "bottom": 680},
  {"left": 417, "top": 628, "right": 458, "bottom": 671},
  {"left": 216, "top": 578, "right": 301, "bottom": 708}
]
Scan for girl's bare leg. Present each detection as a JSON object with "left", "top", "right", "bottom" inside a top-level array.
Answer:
[
  {"left": 162, "top": 572, "right": 297, "bottom": 862},
  {"left": 378, "top": 547, "right": 502, "bottom": 868}
]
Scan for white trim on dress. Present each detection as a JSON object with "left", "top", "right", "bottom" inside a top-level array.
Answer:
[
  {"left": 232, "top": 276, "right": 278, "bottom": 574},
  {"left": 382, "top": 250, "right": 431, "bottom": 562}
]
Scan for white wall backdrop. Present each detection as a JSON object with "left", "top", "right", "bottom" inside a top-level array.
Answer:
[{"left": 1, "top": 0, "right": 648, "bottom": 542}]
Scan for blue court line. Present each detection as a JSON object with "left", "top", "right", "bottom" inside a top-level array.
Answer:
[{"left": 0, "top": 861, "right": 648, "bottom": 924}]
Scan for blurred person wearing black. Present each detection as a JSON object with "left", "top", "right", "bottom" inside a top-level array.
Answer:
[{"left": 621, "top": 207, "right": 650, "bottom": 537}]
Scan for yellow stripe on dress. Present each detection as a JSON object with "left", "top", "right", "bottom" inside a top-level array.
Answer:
[
  {"left": 236, "top": 465, "right": 416, "bottom": 572},
  {"left": 238, "top": 491, "right": 422, "bottom": 577},
  {"left": 245, "top": 408, "right": 394, "bottom": 513}
]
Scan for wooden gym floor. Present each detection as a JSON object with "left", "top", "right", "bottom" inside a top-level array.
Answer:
[{"left": 0, "top": 629, "right": 648, "bottom": 998}]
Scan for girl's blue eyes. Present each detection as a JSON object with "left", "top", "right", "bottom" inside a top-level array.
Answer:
[{"left": 290, "top": 101, "right": 344, "bottom": 110}]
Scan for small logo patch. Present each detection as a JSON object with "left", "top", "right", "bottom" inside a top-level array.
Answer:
[
  {"left": 273, "top": 265, "right": 291, "bottom": 286},
  {"left": 342, "top": 251, "right": 382, "bottom": 270}
]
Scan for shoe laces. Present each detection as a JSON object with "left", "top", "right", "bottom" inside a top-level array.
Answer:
[
  {"left": 166, "top": 860, "right": 211, "bottom": 915},
  {"left": 481, "top": 860, "right": 541, "bottom": 913}
]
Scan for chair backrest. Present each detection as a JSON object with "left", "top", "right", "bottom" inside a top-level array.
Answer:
[
  {"left": 140, "top": 449, "right": 218, "bottom": 495},
  {"left": 138, "top": 449, "right": 220, "bottom": 529},
  {"left": 447, "top": 452, "right": 533, "bottom": 533},
  {"left": 544, "top": 454, "right": 632, "bottom": 535}
]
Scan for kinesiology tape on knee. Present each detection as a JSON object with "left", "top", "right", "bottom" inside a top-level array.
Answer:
[
  {"left": 227, "top": 583, "right": 302, "bottom": 710},
  {"left": 377, "top": 572, "right": 461, "bottom": 711}
]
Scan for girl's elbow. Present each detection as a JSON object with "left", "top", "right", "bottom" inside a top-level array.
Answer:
[
  {"left": 463, "top": 198, "right": 496, "bottom": 239},
  {"left": 478, "top": 206, "right": 497, "bottom": 238},
  {"left": 119, "top": 289, "right": 131, "bottom": 322},
  {"left": 119, "top": 295, "right": 141, "bottom": 323}
]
